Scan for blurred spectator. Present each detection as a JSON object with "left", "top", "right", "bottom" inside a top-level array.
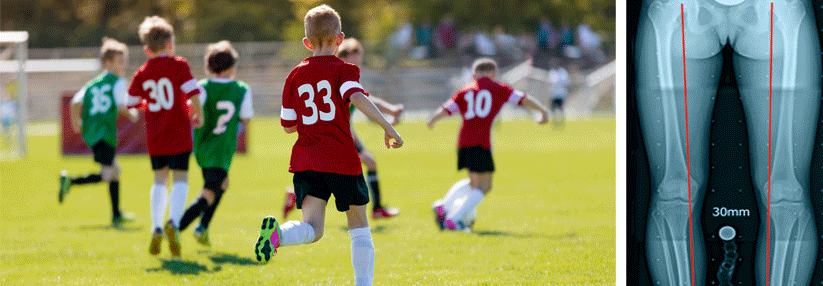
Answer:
[
  {"left": 435, "top": 14, "right": 457, "bottom": 51},
  {"left": 516, "top": 29, "right": 537, "bottom": 57},
  {"left": 494, "top": 25, "right": 523, "bottom": 63},
  {"left": 576, "top": 22, "right": 605, "bottom": 63},
  {"left": 535, "top": 18, "right": 559, "bottom": 52},
  {"left": 474, "top": 29, "right": 495, "bottom": 56},
  {"left": 416, "top": 18, "right": 436, "bottom": 58},
  {"left": 391, "top": 22, "right": 414, "bottom": 50}
]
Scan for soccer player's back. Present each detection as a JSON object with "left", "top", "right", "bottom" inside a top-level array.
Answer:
[
  {"left": 127, "top": 16, "right": 204, "bottom": 258},
  {"left": 178, "top": 40, "right": 253, "bottom": 246},
  {"left": 253, "top": 5, "right": 402, "bottom": 286},
  {"left": 428, "top": 58, "right": 549, "bottom": 232},
  {"left": 59, "top": 37, "right": 138, "bottom": 226}
]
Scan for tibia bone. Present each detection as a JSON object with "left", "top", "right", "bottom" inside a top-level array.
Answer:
[
  {"left": 648, "top": 199, "right": 693, "bottom": 285},
  {"left": 766, "top": 203, "right": 813, "bottom": 285}
]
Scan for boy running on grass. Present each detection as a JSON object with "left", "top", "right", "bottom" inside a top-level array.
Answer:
[
  {"left": 178, "top": 40, "right": 253, "bottom": 246},
  {"left": 254, "top": 5, "right": 402, "bottom": 286},
  {"left": 60, "top": 37, "right": 138, "bottom": 226},
  {"left": 282, "top": 37, "right": 404, "bottom": 220},
  {"left": 428, "top": 58, "right": 549, "bottom": 232},
  {"left": 127, "top": 16, "right": 205, "bottom": 257}
]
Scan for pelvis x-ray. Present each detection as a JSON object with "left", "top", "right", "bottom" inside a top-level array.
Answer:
[{"left": 627, "top": 0, "right": 823, "bottom": 285}]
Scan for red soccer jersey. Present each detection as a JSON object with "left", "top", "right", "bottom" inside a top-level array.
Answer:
[
  {"left": 127, "top": 55, "right": 202, "bottom": 156},
  {"left": 441, "top": 77, "right": 526, "bottom": 150},
  {"left": 280, "top": 55, "right": 366, "bottom": 175}
]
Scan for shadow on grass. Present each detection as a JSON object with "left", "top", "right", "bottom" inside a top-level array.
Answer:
[
  {"left": 146, "top": 259, "right": 215, "bottom": 275},
  {"left": 76, "top": 224, "right": 143, "bottom": 232},
  {"left": 209, "top": 252, "right": 259, "bottom": 266},
  {"left": 338, "top": 225, "right": 391, "bottom": 234},
  {"left": 472, "top": 230, "right": 566, "bottom": 238}
]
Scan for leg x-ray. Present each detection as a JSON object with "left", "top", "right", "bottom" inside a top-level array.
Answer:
[{"left": 628, "top": 1, "right": 823, "bottom": 285}]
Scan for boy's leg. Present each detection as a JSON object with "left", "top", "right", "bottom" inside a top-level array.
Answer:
[
  {"left": 433, "top": 178, "right": 471, "bottom": 229},
  {"left": 346, "top": 204, "right": 374, "bottom": 286},
  {"left": 179, "top": 188, "right": 214, "bottom": 231},
  {"left": 149, "top": 166, "right": 169, "bottom": 255},
  {"left": 102, "top": 160, "right": 133, "bottom": 225},
  {"left": 197, "top": 171, "right": 228, "bottom": 230},
  {"left": 255, "top": 195, "right": 323, "bottom": 264},
  {"left": 180, "top": 168, "right": 223, "bottom": 232},
  {"left": 166, "top": 168, "right": 189, "bottom": 257},
  {"left": 360, "top": 150, "right": 399, "bottom": 219},
  {"left": 445, "top": 172, "right": 492, "bottom": 230},
  {"left": 282, "top": 186, "right": 296, "bottom": 219}
]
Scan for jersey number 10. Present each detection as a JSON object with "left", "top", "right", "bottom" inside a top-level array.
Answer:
[{"left": 464, "top": 89, "right": 492, "bottom": 120}]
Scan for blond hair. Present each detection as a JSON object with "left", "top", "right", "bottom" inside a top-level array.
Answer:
[
  {"left": 337, "top": 38, "right": 362, "bottom": 59},
  {"left": 304, "top": 5, "right": 342, "bottom": 48},
  {"left": 472, "top": 58, "right": 498, "bottom": 74},
  {"left": 204, "top": 40, "right": 239, "bottom": 74},
  {"left": 100, "top": 37, "right": 128, "bottom": 62},
  {"left": 138, "top": 16, "right": 174, "bottom": 53}
]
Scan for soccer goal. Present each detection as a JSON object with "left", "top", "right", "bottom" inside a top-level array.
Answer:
[{"left": 0, "top": 31, "right": 28, "bottom": 160}]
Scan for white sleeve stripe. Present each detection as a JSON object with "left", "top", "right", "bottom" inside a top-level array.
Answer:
[
  {"left": 507, "top": 90, "right": 525, "bottom": 105},
  {"left": 339, "top": 81, "right": 364, "bottom": 99},
  {"left": 240, "top": 90, "right": 254, "bottom": 119},
  {"left": 127, "top": 94, "right": 142, "bottom": 106},
  {"left": 181, "top": 79, "right": 199, "bottom": 94},
  {"left": 443, "top": 100, "right": 459, "bottom": 114},
  {"left": 281, "top": 107, "right": 296, "bottom": 120}
]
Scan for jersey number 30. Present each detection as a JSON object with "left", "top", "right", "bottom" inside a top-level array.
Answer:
[
  {"left": 143, "top": 78, "right": 174, "bottom": 112},
  {"left": 297, "top": 80, "right": 335, "bottom": 125}
]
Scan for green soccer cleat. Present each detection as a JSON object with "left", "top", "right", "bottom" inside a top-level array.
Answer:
[
  {"left": 193, "top": 225, "right": 210, "bottom": 247},
  {"left": 254, "top": 216, "right": 281, "bottom": 264},
  {"left": 164, "top": 220, "right": 181, "bottom": 257},
  {"left": 112, "top": 212, "right": 135, "bottom": 227},
  {"left": 58, "top": 170, "right": 71, "bottom": 204},
  {"left": 149, "top": 228, "right": 163, "bottom": 255}
]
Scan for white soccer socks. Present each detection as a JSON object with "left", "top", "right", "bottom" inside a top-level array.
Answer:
[
  {"left": 278, "top": 221, "right": 316, "bottom": 246},
  {"left": 150, "top": 183, "right": 168, "bottom": 230},
  {"left": 441, "top": 178, "right": 471, "bottom": 207},
  {"left": 168, "top": 181, "right": 189, "bottom": 227},
  {"left": 349, "top": 227, "right": 374, "bottom": 286},
  {"left": 447, "top": 188, "right": 484, "bottom": 223}
]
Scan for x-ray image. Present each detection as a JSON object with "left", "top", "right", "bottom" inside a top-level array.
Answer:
[{"left": 627, "top": 0, "right": 823, "bottom": 285}]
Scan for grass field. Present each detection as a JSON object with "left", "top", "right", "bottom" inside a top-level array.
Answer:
[{"left": 0, "top": 117, "right": 615, "bottom": 285}]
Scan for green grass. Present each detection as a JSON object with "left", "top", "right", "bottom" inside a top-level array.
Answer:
[{"left": 0, "top": 117, "right": 615, "bottom": 285}]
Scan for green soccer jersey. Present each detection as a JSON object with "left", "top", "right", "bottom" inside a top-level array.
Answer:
[
  {"left": 194, "top": 78, "right": 253, "bottom": 171},
  {"left": 74, "top": 72, "right": 126, "bottom": 148}
]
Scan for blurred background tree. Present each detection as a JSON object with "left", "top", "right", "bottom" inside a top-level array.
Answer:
[{"left": 1, "top": 0, "right": 613, "bottom": 49}]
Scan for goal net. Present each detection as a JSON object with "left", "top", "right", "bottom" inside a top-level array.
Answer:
[{"left": 0, "top": 31, "right": 28, "bottom": 160}]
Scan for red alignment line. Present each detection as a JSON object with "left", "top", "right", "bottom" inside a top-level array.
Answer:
[
  {"left": 680, "top": 4, "right": 695, "bottom": 286},
  {"left": 767, "top": 2, "right": 773, "bottom": 285}
]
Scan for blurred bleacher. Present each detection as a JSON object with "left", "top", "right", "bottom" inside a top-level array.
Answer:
[{"left": 11, "top": 41, "right": 613, "bottom": 121}]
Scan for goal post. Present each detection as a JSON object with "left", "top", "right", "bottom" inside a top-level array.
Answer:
[{"left": 0, "top": 31, "right": 28, "bottom": 159}]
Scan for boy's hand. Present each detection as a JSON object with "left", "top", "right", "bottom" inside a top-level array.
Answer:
[
  {"left": 190, "top": 112, "right": 204, "bottom": 128},
  {"left": 537, "top": 111, "right": 549, "bottom": 125},
  {"left": 384, "top": 128, "right": 403, "bottom": 149},
  {"left": 71, "top": 119, "right": 82, "bottom": 134},
  {"left": 127, "top": 109, "right": 140, "bottom": 123}
]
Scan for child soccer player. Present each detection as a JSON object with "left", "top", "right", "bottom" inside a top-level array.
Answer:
[
  {"left": 177, "top": 40, "right": 253, "bottom": 246},
  {"left": 281, "top": 38, "right": 404, "bottom": 220},
  {"left": 427, "top": 58, "right": 549, "bottom": 231},
  {"left": 59, "top": 37, "right": 138, "bottom": 226},
  {"left": 254, "top": 5, "right": 403, "bottom": 286},
  {"left": 547, "top": 59, "right": 570, "bottom": 128},
  {"left": 127, "top": 16, "right": 204, "bottom": 257}
]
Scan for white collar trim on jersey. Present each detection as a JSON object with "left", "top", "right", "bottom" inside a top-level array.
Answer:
[{"left": 210, "top": 78, "right": 234, "bottom": 83}]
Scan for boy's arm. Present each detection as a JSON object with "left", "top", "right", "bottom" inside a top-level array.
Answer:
[
  {"left": 189, "top": 95, "right": 205, "bottom": 128},
  {"left": 368, "top": 96, "right": 404, "bottom": 124},
  {"left": 113, "top": 78, "right": 139, "bottom": 123},
  {"left": 520, "top": 95, "right": 549, "bottom": 124},
  {"left": 239, "top": 89, "right": 253, "bottom": 126},
  {"left": 69, "top": 90, "right": 84, "bottom": 134},
  {"left": 350, "top": 92, "right": 403, "bottom": 149},
  {"left": 427, "top": 107, "right": 449, "bottom": 130}
]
